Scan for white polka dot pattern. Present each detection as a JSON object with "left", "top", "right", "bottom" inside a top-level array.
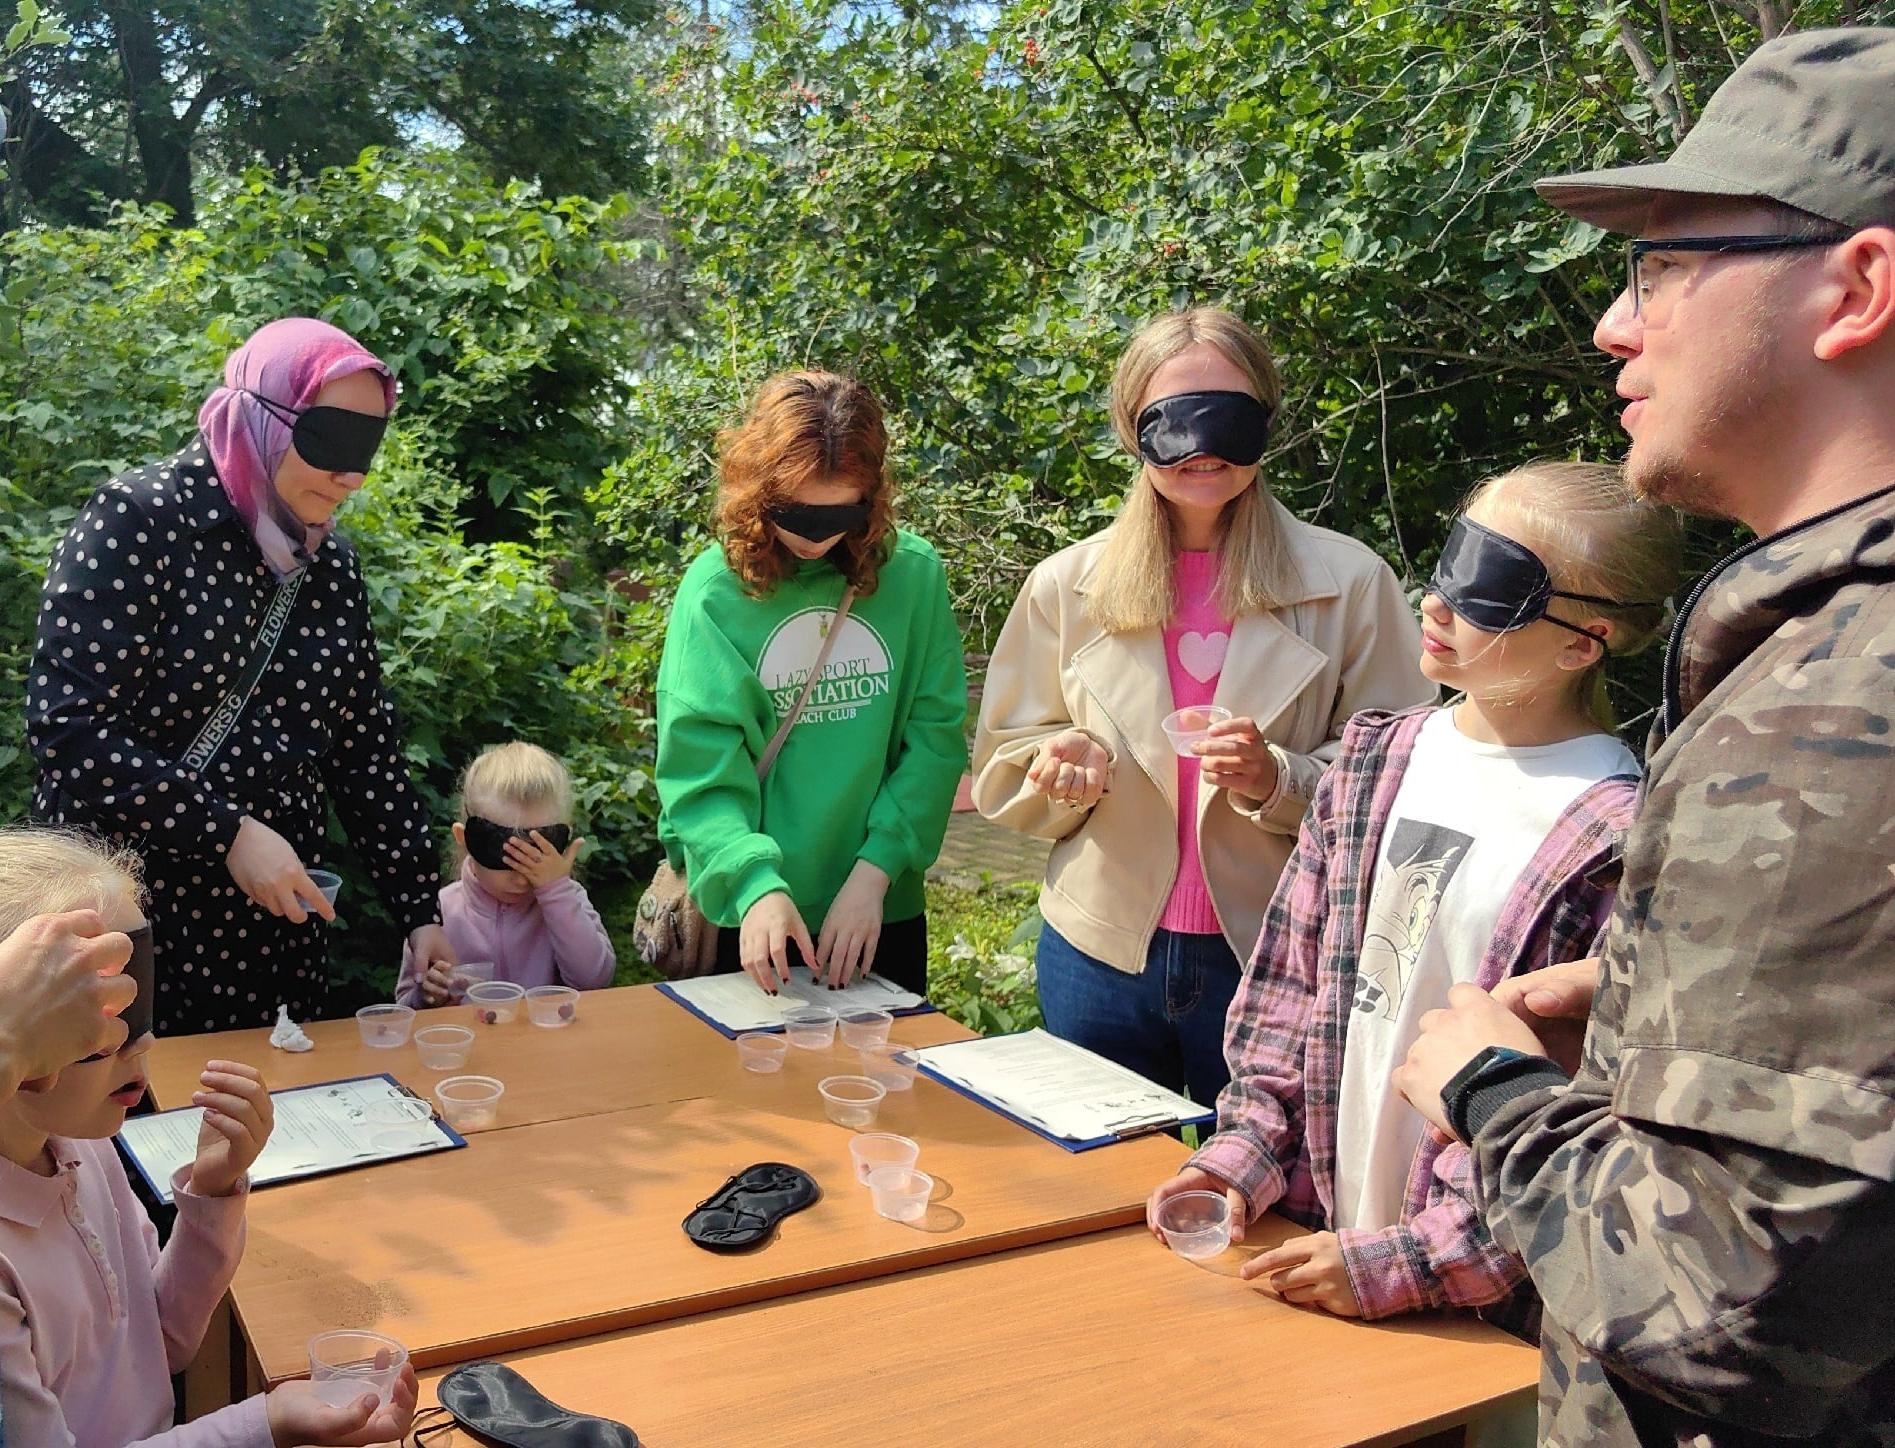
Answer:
[{"left": 26, "top": 440, "right": 442, "bottom": 1032}]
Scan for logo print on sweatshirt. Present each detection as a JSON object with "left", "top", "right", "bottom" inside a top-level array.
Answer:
[{"left": 756, "top": 608, "right": 893, "bottom": 726}]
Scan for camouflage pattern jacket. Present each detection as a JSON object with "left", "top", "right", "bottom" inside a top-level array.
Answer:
[{"left": 1468, "top": 484, "right": 1895, "bottom": 1445}]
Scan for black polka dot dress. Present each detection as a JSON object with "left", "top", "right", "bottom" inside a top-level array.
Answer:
[{"left": 26, "top": 438, "right": 442, "bottom": 1033}]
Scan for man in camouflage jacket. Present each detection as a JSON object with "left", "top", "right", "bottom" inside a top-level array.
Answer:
[{"left": 1393, "top": 29, "right": 1895, "bottom": 1445}]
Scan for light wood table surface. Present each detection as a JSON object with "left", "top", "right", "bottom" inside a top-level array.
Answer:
[
  {"left": 145, "top": 982, "right": 975, "bottom": 1128},
  {"left": 412, "top": 1225, "right": 1539, "bottom": 1448},
  {"left": 225, "top": 1036, "right": 1188, "bottom": 1385}
]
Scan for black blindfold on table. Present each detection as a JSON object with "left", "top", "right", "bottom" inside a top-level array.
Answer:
[
  {"left": 247, "top": 391, "right": 389, "bottom": 475},
  {"left": 79, "top": 924, "right": 154, "bottom": 1062},
  {"left": 1430, "top": 517, "right": 1662, "bottom": 652},
  {"left": 1135, "top": 390, "right": 1273, "bottom": 468},
  {"left": 463, "top": 815, "right": 573, "bottom": 871}
]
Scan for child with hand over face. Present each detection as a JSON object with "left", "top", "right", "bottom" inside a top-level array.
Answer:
[
  {"left": 0, "top": 827, "right": 417, "bottom": 1447},
  {"left": 397, "top": 742, "right": 614, "bottom": 1007}
]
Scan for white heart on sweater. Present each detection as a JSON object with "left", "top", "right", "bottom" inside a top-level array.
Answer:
[{"left": 1177, "top": 630, "right": 1229, "bottom": 684}]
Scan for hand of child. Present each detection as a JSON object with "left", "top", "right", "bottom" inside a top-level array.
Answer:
[
  {"left": 189, "top": 1060, "right": 274, "bottom": 1198},
  {"left": 1241, "top": 1230, "right": 1362, "bottom": 1317},
  {"left": 816, "top": 860, "right": 889, "bottom": 989},
  {"left": 503, "top": 830, "right": 582, "bottom": 888},
  {"left": 1146, "top": 1166, "right": 1249, "bottom": 1244},
  {"left": 739, "top": 891, "right": 816, "bottom": 994},
  {"left": 418, "top": 960, "right": 459, "bottom": 1007},
  {"left": 1195, "top": 717, "right": 1279, "bottom": 802},
  {"left": 1026, "top": 730, "right": 1110, "bottom": 811},
  {"left": 265, "top": 1362, "right": 419, "bottom": 1447}
]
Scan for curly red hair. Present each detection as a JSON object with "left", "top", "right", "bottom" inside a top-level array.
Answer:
[{"left": 717, "top": 371, "right": 896, "bottom": 596}]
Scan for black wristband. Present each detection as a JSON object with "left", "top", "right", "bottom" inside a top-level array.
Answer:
[{"left": 1442, "top": 1046, "right": 1569, "bottom": 1144}]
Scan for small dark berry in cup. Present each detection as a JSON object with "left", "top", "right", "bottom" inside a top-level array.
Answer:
[
  {"left": 559, "top": 1004, "right": 574, "bottom": 1020},
  {"left": 480, "top": 1010, "right": 497, "bottom": 1024}
]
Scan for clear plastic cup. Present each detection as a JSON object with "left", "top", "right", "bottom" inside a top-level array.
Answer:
[
  {"left": 307, "top": 869, "right": 343, "bottom": 908},
  {"left": 858, "top": 1043, "right": 919, "bottom": 1092},
  {"left": 355, "top": 1003, "right": 415, "bottom": 1049},
  {"left": 818, "top": 1074, "right": 886, "bottom": 1129},
  {"left": 1154, "top": 1190, "right": 1233, "bottom": 1260},
  {"left": 307, "top": 1329, "right": 408, "bottom": 1410},
  {"left": 361, "top": 1097, "right": 435, "bottom": 1150},
  {"left": 781, "top": 1005, "right": 838, "bottom": 1050},
  {"left": 413, "top": 1024, "right": 474, "bottom": 1071},
  {"left": 526, "top": 984, "right": 579, "bottom": 1028},
  {"left": 849, "top": 1132, "right": 919, "bottom": 1185},
  {"left": 737, "top": 1032, "right": 788, "bottom": 1073},
  {"left": 838, "top": 1007, "right": 894, "bottom": 1050},
  {"left": 449, "top": 960, "right": 496, "bottom": 1000},
  {"left": 866, "top": 1166, "right": 933, "bottom": 1223},
  {"left": 434, "top": 1075, "right": 504, "bottom": 1132},
  {"left": 1160, "top": 705, "right": 1233, "bottom": 758},
  {"left": 466, "top": 980, "right": 525, "bottom": 1025}
]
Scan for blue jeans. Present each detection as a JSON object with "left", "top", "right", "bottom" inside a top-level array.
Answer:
[{"left": 1035, "top": 924, "right": 1241, "bottom": 1109}]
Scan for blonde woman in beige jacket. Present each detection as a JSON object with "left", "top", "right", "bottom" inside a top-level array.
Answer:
[{"left": 972, "top": 308, "right": 1432, "bottom": 1105}]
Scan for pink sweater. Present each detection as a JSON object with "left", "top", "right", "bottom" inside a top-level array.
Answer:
[
  {"left": 0, "top": 1138, "right": 272, "bottom": 1447},
  {"left": 395, "top": 859, "right": 616, "bottom": 1006},
  {"left": 1160, "top": 551, "right": 1230, "bottom": 935}
]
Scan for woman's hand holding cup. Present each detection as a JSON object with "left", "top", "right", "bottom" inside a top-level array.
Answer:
[
  {"left": 1027, "top": 730, "right": 1110, "bottom": 812},
  {"left": 1195, "top": 717, "right": 1279, "bottom": 802},
  {"left": 226, "top": 817, "right": 333, "bottom": 925}
]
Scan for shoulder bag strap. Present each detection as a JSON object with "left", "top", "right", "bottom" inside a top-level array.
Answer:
[
  {"left": 180, "top": 570, "right": 308, "bottom": 774},
  {"left": 756, "top": 585, "right": 856, "bottom": 781}
]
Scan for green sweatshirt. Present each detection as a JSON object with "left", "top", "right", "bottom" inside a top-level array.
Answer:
[{"left": 655, "top": 530, "right": 968, "bottom": 932}]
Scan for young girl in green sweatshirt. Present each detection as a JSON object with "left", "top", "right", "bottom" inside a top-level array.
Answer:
[{"left": 655, "top": 371, "right": 967, "bottom": 997}]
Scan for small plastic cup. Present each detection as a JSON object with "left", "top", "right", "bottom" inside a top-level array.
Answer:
[
  {"left": 526, "top": 984, "right": 579, "bottom": 1028},
  {"left": 307, "top": 1329, "right": 408, "bottom": 1410},
  {"left": 858, "top": 1043, "right": 919, "bottom": 1092},
  {"left": 1154, "top": 1190, "right": 1233, "bottom": 1260},
  {"left": 849, "top": 1132, "right": 919, "bottom": 1185},
  {"left": 866, "top": 1166, "right": 933, "bottom": 1223},
  {"left": 1160, "top": 704, "right": 1233, "bottom": 758},
  {"left": 307, "top": 869, "right": 343, "bottom": 908},
  {"left": 782, "top": 1005, "right": 838, "bottom": 1050},
  {"left": 838, "top": 1007, "right": 894, "bottom": 1050},
  {"left": 737, "top": 1032, "right": 789, "bottom": 1073},
  {"left": 818, "top": 1074, "right": 886, "bottom": 1129},
  {"left": 449, "top": 960, "right": 496, "bottom": 1000},
  {"left": 434, "top": 1075, "right": 504, "bottom": 1132},
  {"left": 362, "top": 1097, "right": 435, "bottom": 1150},
  {"left": 466, "top": 980, "right": 525, "bottom": 1025},
  {"left": 355, "top": 1003, "right": 415, "bottom": 1049},
  {"left": 413, "top": 1024, "right": 474, "bottom": 1071}
]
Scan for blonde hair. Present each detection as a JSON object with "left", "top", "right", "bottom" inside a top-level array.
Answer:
[
  {"left": 0, "top": 828, "right": 145, "bottom": 943},
  {"left": 1088, "top": 307, "right": 1301, "bottom": 634},
  {"left": 459, "top": 742, "right": 575, "bottom": 822},
  {"left": 1465, "top": 462, "right": 1684, "bottom": 730}
]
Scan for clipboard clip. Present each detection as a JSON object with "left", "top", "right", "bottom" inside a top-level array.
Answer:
[
  {"left": 1106, "top": 1113, "right": 1181, "bottom": 1140},
  {"left": 391, "top": 1078, "right": 447, "bottom": 1126}
]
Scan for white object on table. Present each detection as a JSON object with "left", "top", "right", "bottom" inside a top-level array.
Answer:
[{"left": 269, "top": 1003, "right": 315, "bottom": 1053}]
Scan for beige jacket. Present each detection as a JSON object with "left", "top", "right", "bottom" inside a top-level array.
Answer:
[{"left": 972, "top": 507, "right": 1433, "bottom": 973}]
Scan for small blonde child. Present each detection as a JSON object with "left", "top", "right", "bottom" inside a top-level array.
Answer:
[
  {"left": 0, "top": 827, "right": 417, "bottom": 1447},
  {"left": 1149, "top": 462, "right": 1683, "bottom": 1328},
  {"left": 397, "top": 742, "right": 615, "bottom": 1007}
]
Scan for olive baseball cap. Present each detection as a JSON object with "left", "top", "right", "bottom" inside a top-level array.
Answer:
[{"left": 1537, "top": 27, "right": 1895, "bottom": 235}]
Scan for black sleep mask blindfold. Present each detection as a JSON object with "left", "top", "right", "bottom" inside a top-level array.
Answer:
[
  {"left": 1430, "top": 517, "right": 1664, "bottom": 652},
  {"left": 246, "top": 391, "right": 388, "bottom": 475},
  {"left": 1135, "top": 390, "right": 1272, "bottom": 468},
  {"left": 464, "top": 816, "right": 573, "bottom": 872}
]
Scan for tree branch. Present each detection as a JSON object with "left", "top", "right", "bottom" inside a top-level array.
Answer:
[
  {"left": 1616, "top": 19, "right": 1682, "bottom": 135},
  {"left": 1082, "top": 39, "right": 1147, "bottom": 146},
  {"left": 1655, "top": 0, "right": 1691, "bottom": 130}
]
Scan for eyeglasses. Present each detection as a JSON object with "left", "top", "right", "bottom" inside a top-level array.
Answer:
[{"left": 1625, "top": 234, "right": 1851, "bottom": 318}]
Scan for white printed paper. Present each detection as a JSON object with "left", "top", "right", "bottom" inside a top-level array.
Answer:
[
  {"left": 663, "top": 972, "right": 928, "bottom": 1034},
  {"left": 116, "top": 1074, "right": 458, "bottom": 1203},
  {"left": 906, "top": 1029, "right": 1208, "bottom": 1142}
]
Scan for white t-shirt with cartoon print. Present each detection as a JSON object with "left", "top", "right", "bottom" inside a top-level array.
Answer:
[{"left": 1330, "top": 708, "right": 1636, "bottom": 1233}]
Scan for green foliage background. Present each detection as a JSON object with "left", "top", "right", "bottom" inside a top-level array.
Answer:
[{"left": 5, "top": 0, "right": 1891, "bottom": 1008}]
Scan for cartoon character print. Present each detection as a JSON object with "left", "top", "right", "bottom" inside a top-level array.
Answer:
[{"left": 1352, "top": 819, "right": 1473, "bottom": 1020}]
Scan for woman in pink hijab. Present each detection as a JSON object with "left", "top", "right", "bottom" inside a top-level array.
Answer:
[{"left": 26, "top": 318, "right": 456, "bottom": 1032}]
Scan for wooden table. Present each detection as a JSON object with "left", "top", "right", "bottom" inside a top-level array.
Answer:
[
  {"left": 412, "top": 1226, "right": 1540, "bottom": 1448},
  {"left": 223, "top": 1038, "right": 1187, "bottom": 1384},
  {"left": 145, "top": 983, "right": 975, "bottom": 1128}
]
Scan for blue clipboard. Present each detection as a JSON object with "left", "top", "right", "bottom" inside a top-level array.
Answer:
[
  {"left": 914, "top": 1060, "right": 1214, "bottom": 1153},
  {"left": 656, "top": 980, "right": 937, "bottom": 1040},
  {"left": 115, "top": 1072, "right": 466, "bottom": 1204}
]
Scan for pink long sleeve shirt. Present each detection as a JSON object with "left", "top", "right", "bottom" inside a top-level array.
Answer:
[
  {"left": 396, "top": 859, "right": 616, "bottom": 1006},
  {"left": 0, "top": 1138, "right": 272, "bottom": 1447},
  {"left": 1159, "top": 550, "right": 1231, "bottom": 935}
]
